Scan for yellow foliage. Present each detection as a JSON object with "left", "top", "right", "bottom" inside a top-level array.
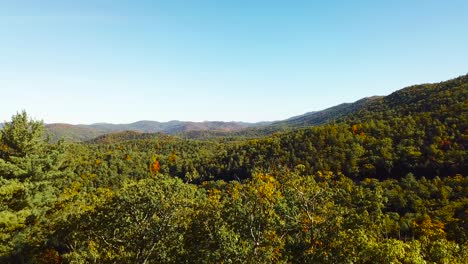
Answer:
[
  {"left": 254, "top": 174, "right": 282, "bottom": 203},
  {"left": 95, "top": 187, "right": 115, "bottom": 201},
  {"left": 0, "top": 143, "right": 10, "bottom": 153},
  {"left": 168, "top": 152, "right": 177, "bottom": 163},
  {"left": 317, "top": 171, "right": 334, "bottom": 180},
  {"left": 88, "top": 240, "right": 99, "bottom": 258},
  {"left": 80, "top": 173, "right": 96, "bottom": 181},
  {"left": 359, "top": 131, "right": 367, "bottom": 139},
  {"left": 207, "top": 188, "right": 222, "bottom": 205},
  {"left": 62, "top": 181, "right": 82, "bottom": 198},
  {"left": 415, "top": 215, "right": 446, "bottom": 239},
  {"left": 300, "top": 215, "right": 312, "bottom": 232},
  {"left": 229, "top": 183, "right": 242, "bottom": 201}
]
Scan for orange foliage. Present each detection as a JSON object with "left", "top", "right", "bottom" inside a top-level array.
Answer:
[
  {"left": 440, "top": 139, "right": 451, "bottom": 149},
  {"left": 359, "top": 131, "right": 367, "bottom": 139},
  {"left": 36, "top": 248, "right": 61, "bottom": 264},
  {"left": 150, "top": 160, "right": 160, "bottom": 173}
]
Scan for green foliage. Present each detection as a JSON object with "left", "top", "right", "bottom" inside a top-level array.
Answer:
[
  {"left": 0, "top": 112, "right": 69, "bottom": 261},
  {"left": 1, "top": 110, "right": 45, "bottom": 160},
  {"left": 57, "top": 176, "right": 201, "bottom": 263}
]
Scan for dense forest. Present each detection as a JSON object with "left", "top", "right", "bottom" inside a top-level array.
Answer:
[{"left": 1, "top": 75, "right": 467, "bottom": 263}]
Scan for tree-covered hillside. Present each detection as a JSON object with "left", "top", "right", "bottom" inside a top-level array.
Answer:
[
  {"left": 45, "top": 120, "right": 267, "bottom": 143},
  {"left": 1, "top": 75, "right": 467, "bottom": 263}
]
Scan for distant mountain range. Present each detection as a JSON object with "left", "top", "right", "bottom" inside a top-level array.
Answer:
[
  {"left": 35, "top": 93, "right": 385, "bottom": 142},
  {"left": 2, "top": 74, "right": 466, "bottom": 142},
  {"left": 43, "top": 96, "right": 382, "bottom": 142},
  {"left": 45, "top": 120, "right": 272, "bottom": 142}
]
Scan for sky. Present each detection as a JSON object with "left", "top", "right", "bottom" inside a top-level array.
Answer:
[{"left": 0, "top": 0, "right": 467, "bottom": 124}]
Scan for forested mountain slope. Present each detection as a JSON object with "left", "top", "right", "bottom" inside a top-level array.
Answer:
[
  {"left": 199, "top": 75, "right": 467, "bottom": 180},
  {"left": 45, "top": 120, "right": 265, "bottom": 142},
  {"left": 255, "top": 74, "right": 467, "bottom": 131},
  {"left": 183, "top": 74, "right": 467, "bottom": 139},
  {"left": 270, "top": 96, "right": 382, "bottom": 128},
  {"left": 343, "top": 74, "right": 468, "bottom": 122},
  {"left": 46, "top": 123, "right": 102, "bottom": 142},
  {"left": 87, "top": 131, "right": 176, "bottom": 144}
]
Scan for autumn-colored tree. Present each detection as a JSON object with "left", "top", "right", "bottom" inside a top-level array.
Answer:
[{"left": 150, "top": 159, "right": 160, "bottom": 174}]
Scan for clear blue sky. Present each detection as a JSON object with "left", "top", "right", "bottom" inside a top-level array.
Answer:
[{"left": 1, "top": 0, "right": 467, "bottom": 124}]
